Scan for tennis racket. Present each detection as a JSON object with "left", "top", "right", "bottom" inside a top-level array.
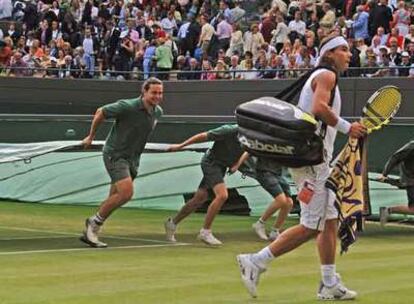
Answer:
[{"left": 360, "top": 85, "right": 401, "bottom": 134}]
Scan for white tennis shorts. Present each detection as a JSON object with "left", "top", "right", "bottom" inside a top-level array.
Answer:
[{"left": 290, "top": 163, "right": 338, "bottom": 231}]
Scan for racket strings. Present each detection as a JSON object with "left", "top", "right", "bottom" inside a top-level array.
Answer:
[{"left": 362, "top": 88, "right": 401, "bottom": 130}]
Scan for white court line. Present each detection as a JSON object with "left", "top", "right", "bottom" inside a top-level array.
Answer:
[
  {"left": 0, "top": 225, "right": 172, "bottom": 243},
  {"left": 0, "top": 235, "right": 73, "bottom": 241},
  {"left": 0, "top": 243, "right": 190, "bottom": 256}
]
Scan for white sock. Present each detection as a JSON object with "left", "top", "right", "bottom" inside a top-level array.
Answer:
[
  {"left": 251, "top": 246, "right": 274, "bottom": 268},
  {"left": 258, "top": 218, "right": 265, "bottom": 224},
  {"left": 321, "top": 264, "right": 337, "bottom": 287},
  {"left": 91, "top": 213, "right": 105, "bottom": 225},
  {"left": 200, "top": 228, "right": 211, "bottom": 234}
]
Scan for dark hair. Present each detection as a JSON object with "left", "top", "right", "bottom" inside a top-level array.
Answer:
[{"left": 142, "top": 77, "right": 163, "bottom": 92}]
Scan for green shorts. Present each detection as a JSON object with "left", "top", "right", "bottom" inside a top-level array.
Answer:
[
  {"left": 103, "top": 153, "right": 138, "bottom": 183},
  {"left": 198, "top": 156, "right": 227, "bottom": 190},
  {"left": 256, "top": 169, "right": 291, "bottom": 198}
]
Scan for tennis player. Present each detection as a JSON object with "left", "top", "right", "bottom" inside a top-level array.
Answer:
[{"left": 237, "top": 34, "right": 367, "bottom": 300}]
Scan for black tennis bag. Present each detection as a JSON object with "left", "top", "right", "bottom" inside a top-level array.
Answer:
[{"left": 236, "top": 66, "right": 337, "bottom": 167}]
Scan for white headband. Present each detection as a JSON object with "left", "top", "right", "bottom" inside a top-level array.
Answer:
[{"left": 316, "top": 36, "right": 349, "bottom": 66}]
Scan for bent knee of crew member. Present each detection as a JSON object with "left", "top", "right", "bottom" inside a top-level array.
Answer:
[{"left": 119, "top": 188, "right": 134, "bottom": 203}]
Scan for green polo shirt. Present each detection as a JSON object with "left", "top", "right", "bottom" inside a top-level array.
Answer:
[
  {"left": 205, "top": 124, "right": 243, "bottom": 167},
  {"left": 102, "top": 97, "right": 163, "bottom": 166}
]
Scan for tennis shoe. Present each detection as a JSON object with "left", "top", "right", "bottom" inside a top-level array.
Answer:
[
  {"left": 198, "top": 229, "right": 222, "bottom": 245},
  {"left": 252, "top": 221, "right": 268, "bottom": 240},
  {"left": 237, "top": 254, "right": 266, "bottom": 298},
  {"left": 317, "top": 274, "right": 357, "bottom": 300},
  {"left": 164, "top": 217, "right": 177, "bottom": 242},
  {"left": 80, "top": 218, "right": 107, "bottom": 248}
]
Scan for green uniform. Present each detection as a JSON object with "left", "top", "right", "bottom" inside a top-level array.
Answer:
[
  {"left": 199, "top": 124, "right": 243, "bottom": 189},
  {"left": 255, "top": 157, "right": 291, "bottom": 197},
  {"left": 101, "top": 97, "right": 163, "bottom": 182},
  {"left": 383, "top": 140, "right": 414, "bottom": 206}
]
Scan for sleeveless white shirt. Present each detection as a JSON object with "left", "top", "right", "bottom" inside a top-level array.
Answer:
[{"left": 297, "top": 68, "right": 341, "bottom": 163}]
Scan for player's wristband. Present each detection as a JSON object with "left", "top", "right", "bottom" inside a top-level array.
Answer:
[{"left": 334, "top": 117, "right": 351, "bottom": 134}]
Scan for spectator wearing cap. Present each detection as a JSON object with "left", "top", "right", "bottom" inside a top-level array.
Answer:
[
  {"left": 353, "top": 5, "right": 369, "bottom": 43},
  {"left": 42, "top": 56, "right": 58, "bottom": 78},
  {"left": 216, "top": 14, "right": 232, "bottom": 52},
  {"left": 398, "top": 52, "right": 412, "bottom": 76}
]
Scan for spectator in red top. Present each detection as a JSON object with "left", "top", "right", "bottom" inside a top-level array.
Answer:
[{"left": 387, "top": 28, "right": 404, "bottom": 49}]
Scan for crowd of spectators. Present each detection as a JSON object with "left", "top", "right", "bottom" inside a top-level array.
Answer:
[{"left": 1, "top": 0, "right": 414, "bottom": 80}]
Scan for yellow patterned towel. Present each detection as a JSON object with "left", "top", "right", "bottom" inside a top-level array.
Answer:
[{"left": 326, "top": 137, "right": 367, "bottom": 254}]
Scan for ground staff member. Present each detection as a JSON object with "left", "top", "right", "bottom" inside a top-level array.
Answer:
[
  {"left": 81, "top": 77, "right": 163, "bottom": 248},
  {"left": 379, "top": 140, "right": 414, "bottom": 226},
  {"left": 164, "top": 124, "right": 244, "bottom": 246}
]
